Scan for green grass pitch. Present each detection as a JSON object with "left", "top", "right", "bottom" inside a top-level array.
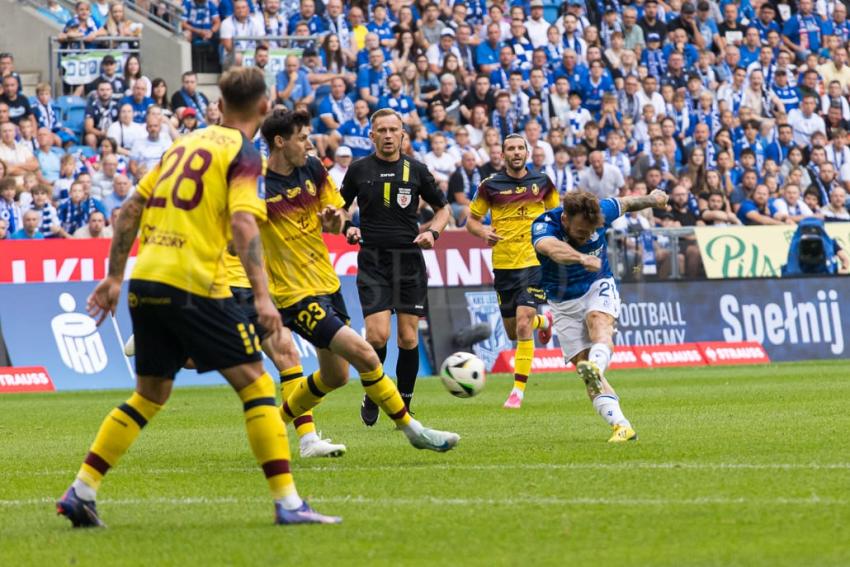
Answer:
[{"left": 2, "top": 361, "right": 849, "bottom": 566}]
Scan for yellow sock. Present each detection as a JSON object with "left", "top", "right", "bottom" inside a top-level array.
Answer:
[
  {"left": 279, "top": 366, "right": 317, "bottom": 438},
  {"left": 360, "top": 364, "right": 411, "bottom": 427},
  {"left": 77, "top": 392, "right": 162, "bottom": 490},
  {"left": 513, "top": 339, "right": 534, "bottom": 393},
  {"left": 238, "top": 373, "right": 296, "bottom": 500},
  {"left": 532, "top": 314, "right": 547, "bottom": 329},
  {"left": 281, "top": 371, "right": 336, "bottom": 424}
]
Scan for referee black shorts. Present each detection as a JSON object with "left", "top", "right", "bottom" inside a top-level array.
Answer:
[
  {"left": 493, "top": 267, "right": 546, "bottom": 319},
  {"left": 356, "top": 246, "right": 428, "bottom": 318},
  {"left": 128, "top": 280, "right": 262, "bottom": 379}
]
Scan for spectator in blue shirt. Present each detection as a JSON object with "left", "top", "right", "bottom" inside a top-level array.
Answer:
[
  {"left": 553, "top": 50, "right": 588, "bottom": 93},
  {"left": 58, "top": 180, "right": 107, "bottom": 235},
  {"left": 275, "top": 55, "right": 315, "bottom": 109},
  {"left": 738, "top": 185, "right": 784, "bottom": 225},
  {"left": 35, "top": 127, "right": 63, "bottom": 183},
  {"left": 181, "top": 0, "right": 220, "bottom": 43},
  {"left": 751, "top": 3, "right": 780, "bottom": 41},
  {"left": 476, "top": 23, "right": 504, "bottom": 74},
  {"left": 10, "top": 210, "right": 45, "bottom": 240},
  {"left": 317, "top": 77, "right": 354, "bottom": 135},
  {"left": 58, "top": 1, "right": 102, "bottom": 49},
  {"left": 377, "top": 73, "right": 419, "bottom": 124},
  {"left": 357, "top": 49, "right": 392, "bottom": 109},
  {"left": 366, "top": 3, "right": 395, "bottom": 48},
  {"left": 336, "top": 99, "right": 373, "bottom": 159},
  {"left": 782, "top": 0, "right": 824, "bottom": 62},
  {"left": 119, "top": 79, "right": 154, "bottom": 123},
  {"left": 287, "top": 0, "right": 325, "bottom": 35},
  {"left": 489, "top": 46, "right": 524, "bottom": 90},
  {"left": 581, "top": 60, "right": 615, "bottom": 115}
]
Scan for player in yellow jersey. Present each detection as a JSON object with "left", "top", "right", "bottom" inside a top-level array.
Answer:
[
  {"left": 258, "top": 109, "right": 459, "bottom": 452},
  {"left": 57, "top": 67, "right": 340, "bottom": 528},
  {"left": 466, "top": 134, "right": 559, "bottom": 409},
  {"left": 223, "top": 251, "right": 347, "bottom": 458}
]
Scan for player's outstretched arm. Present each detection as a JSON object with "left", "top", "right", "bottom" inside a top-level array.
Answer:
[
  {"left": 534, "top": 238, "right": 601, "bottom": 272},
  {"left": 618, "top": 189, "right": 669, "bottom": 212},
  {"left": 231, "top": 211, "right": 283, "bottom": 335},
  {"left": 87, "top": 192, "right": 147, "bottom": 325}
]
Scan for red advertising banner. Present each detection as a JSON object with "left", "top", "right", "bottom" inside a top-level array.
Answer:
[
  {"left": 0, "top": 366, "right": 56, "bottom": 393},
  {"left": 489, "top": 342, "right": 770, "bottom": 374},
  {"left": 491, "top": 346, "right": 642, "bottom": 373},
  {"left": 697, "top": 341, "right": 771, "bottom": 365},
  {"left": 631, "top": 344, "right": 707, "bottom": 368},
  {"left": 0, "top": 232, "right": 493, "bottom": 286}
]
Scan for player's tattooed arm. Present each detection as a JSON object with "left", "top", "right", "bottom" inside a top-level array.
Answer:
[
  {"left": 534, "top": 238, "right": 602, "bottom": 272},
  {"left": 107, "top": 192, "right": 146, "bottom": 280},
  {"left": 618, "top": 189, "right": 669, "bottom": 212}
]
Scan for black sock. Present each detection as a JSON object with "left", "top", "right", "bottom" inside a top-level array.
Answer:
[
  {"left": 396, "top": 346, "right": 419, "bottom": 410},
  {"left": 375, "top": 344, "right": 388, "bottom": 365}
]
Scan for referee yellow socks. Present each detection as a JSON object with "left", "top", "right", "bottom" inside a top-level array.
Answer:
[
  {"left": 238, "top": 373, "right": 299, "bottom": 503},
  {"left": 360, "top": 364, "right": 411, "bottom": 427},
  {"left": 281, "top": 371, "right": 337, "bottom": 423},
  {"left": 279, "top": 366, "right": 317, "bottom": 438},
  {"left": 513, "top": 339, "right": 535, "bottom": 393},
  {"left": 75, "top": 392, "right": 162, "bottom": 497}
]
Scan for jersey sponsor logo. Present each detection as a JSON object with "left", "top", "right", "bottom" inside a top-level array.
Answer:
[
  {"left": 286, "top": 187, "right": 302, "bottom": 199},
  {"left": 379, "top": 173, "right": 395, "bottom": 178},
  {"left": 52, "top": 292, "right": 108, "bottom": 375},
  {"left": 139, "top": 224, "right": 187, "bottom": 249}
]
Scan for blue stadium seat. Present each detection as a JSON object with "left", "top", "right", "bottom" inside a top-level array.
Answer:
[{"left": 55, "top": 96, "right": 88, "bottom": 138}]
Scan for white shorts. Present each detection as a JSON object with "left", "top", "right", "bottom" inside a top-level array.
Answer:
[{"left": 549, "top": 277, "right": 621, "bottom": 362}]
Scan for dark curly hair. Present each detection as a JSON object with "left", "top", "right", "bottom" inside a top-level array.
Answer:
[{"left": 562, "top": 191, "right": 603, "bottom": 228}]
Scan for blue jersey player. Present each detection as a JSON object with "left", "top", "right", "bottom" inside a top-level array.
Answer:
[{"left": 531, "top": 190, "right": 667, "bottom": 442}]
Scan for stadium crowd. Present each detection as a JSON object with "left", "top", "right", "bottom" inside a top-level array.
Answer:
[{"left": 3, "top": 0, "right": 850, "bottom": 276}]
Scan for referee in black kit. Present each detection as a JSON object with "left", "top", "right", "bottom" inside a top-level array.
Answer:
[{"left": 341, "top": 108, "right": 450, "bottom": 426}]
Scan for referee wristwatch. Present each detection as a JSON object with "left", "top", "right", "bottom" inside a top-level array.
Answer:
[{"left": 428, "top": 229, "right": 441, "bottom": 241}]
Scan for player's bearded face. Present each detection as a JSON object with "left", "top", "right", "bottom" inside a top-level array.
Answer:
[
  {"left": 504, "top": 143, "right": 527, "bottom": 171},
  {"left": 563, "top": 214, "right": 597, "bottom": 246}
]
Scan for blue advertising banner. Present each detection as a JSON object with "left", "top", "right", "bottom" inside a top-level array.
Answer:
[
  {"left": 617, "top": 277, "right": 848, "bottom": 362},
  {"left": 0, "top": 277, "right": 431, "bottom": 392},
  {"left": 428, "top": 276, "right": 850, "bottom": 369}
]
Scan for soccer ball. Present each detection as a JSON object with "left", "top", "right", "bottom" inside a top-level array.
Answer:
[{"left": 440, "top": 352, "right": 486, "bottom": 398}]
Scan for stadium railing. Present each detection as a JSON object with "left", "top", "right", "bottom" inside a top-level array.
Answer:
[
  {"left": 48, "top": 37, "right": 142, "bottom": 93},
  {"left": 608, "top": 227, "right": 700, "bottom": 281}
]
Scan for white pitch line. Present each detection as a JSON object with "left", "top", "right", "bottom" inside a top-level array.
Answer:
[
  {"left": 2, "top": 495, "right": 848, "bottom": 508},
  {"left": 22, "top": 462, "right": 850, "bottom": 477}
]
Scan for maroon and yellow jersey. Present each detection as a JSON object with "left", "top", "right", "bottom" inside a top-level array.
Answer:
[
  {"left": 259, "top": 156, "right": 345, "bottom": 308},
  {"left": 470, "top": 170, "right": 559, "bottom": 270},
  {"left": 133, "top": 126, "right": 266, "bottom": 298}
]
